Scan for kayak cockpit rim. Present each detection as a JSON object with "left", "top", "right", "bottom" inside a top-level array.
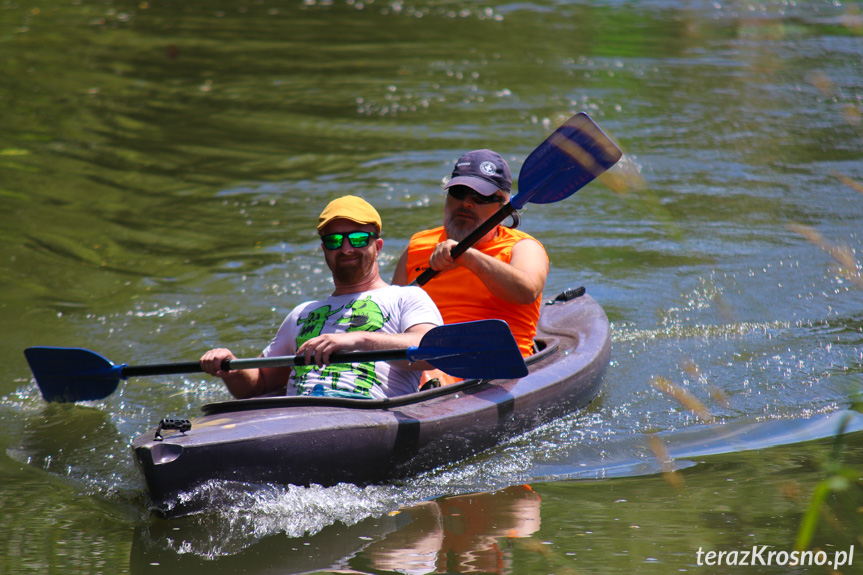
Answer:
[{"left": 198, "top": 337, "right": 561, "bottom": 416}]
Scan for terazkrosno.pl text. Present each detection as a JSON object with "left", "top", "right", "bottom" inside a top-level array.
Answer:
[{"left": 696, "top": 546, "right": 854, "bottom": 569}]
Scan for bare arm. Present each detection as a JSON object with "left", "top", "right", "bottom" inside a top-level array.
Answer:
[
  {"left": 200, "top": 348, "right": 291, "bottom": 399},
  {"left": 297, "top": 322, "right": 437, "bottom": 370},
  {"left": 428, "top": 238, "right": 548, "bottom": 304},
  {"left": 391, "top": 246, "right": 410, "bottom": 286}
]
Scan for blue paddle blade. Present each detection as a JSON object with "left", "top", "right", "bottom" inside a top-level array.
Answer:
[
  {"left": 24, "top": 347, "right": 124, "bottom": 403},
  {"left": 409, "top": 319, "right": 528, "bottom": 380},
  {"left": 515, "top": 112, "right": 622, "bottom": 209}
]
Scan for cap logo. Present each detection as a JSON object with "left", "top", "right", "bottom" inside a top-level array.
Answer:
[{"left": 479, "top": 161, "right": 497, "bottom": 176}]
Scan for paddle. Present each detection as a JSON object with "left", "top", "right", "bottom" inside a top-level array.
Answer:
[
  {"left": 413, "top": 112, "right": 622, "bottom": 286},
  {"left": 24, "top": 319, "right": 527, "bottom": 403}
]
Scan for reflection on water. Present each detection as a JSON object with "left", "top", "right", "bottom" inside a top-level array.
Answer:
[
  {"left": 123, "top": 411, "right": 863, "bottom": 574},
  {"left": 130, "top": 484, "right": 541, "bottom": 574},
  {"left": 367, "top": 486, "right": 541, "bottom": 574}
]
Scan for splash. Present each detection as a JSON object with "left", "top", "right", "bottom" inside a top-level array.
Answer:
[{"left": 148, "top": 481, "right": 407, "bottom": 557}]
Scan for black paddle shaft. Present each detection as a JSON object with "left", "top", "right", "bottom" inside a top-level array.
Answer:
[
  {"left": 413, "top": 203, "right": 516, "bottom": 286},
  {"left": 26, "top": 319, "right": 526, "bottom": 403},
  {"left": 120, "top": 349, "right": 414, "bottom": 379},
  {"left": 121, "top": 361, "right": 206, "bottom": 379},
  {"left": 411, "top": 113, "right": 621, "bottom": 289}
]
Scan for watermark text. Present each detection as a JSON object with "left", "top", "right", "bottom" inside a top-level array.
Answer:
[{"left": 696, "top": 546, "right": 854, "bottom": 569}]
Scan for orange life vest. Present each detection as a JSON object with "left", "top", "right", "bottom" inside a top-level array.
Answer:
[{"left": 404, "top": 226, "right": 545, "bottom": 358}]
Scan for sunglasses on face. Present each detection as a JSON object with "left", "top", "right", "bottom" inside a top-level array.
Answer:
[
  {"left": 321, "top": 231, "right": 378, "bottom": 250},
  {"left": 447, "top": 185, "right": 505, "bottom": 205}
]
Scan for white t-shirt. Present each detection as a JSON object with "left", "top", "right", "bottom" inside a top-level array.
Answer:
[{"left": 262, "top": 285, "right": 443, "bottom": 399}]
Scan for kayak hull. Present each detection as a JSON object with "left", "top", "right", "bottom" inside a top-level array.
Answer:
[{"left": 131, "top": 290, "right": 610, "bottom": 515}]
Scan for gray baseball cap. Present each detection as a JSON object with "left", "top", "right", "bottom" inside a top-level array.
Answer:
[{"left": 444, "top": 149, "right": 512, "bottom": 196}]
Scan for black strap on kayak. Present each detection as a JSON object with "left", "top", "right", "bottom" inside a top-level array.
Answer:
[
  {"left": 546, "top": 286, "right": 586, "bottom": 305},
  {"left": 154, "top": 418, "right": 192, "bottom": 441}
]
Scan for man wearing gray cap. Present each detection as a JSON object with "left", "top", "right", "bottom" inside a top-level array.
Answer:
[{"left": 392, "top": 149, "right": 549, "bottom": 362}]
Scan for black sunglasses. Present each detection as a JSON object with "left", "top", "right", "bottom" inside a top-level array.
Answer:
[
  {"left": 321, "top": 231, "right": 378, "bottom": 250},
  {"left": 447, "top": 185, "right": 505, "bottom": 205}
]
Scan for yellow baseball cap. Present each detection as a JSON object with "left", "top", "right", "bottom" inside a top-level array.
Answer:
[{"left": 317, "top": 195, "right": 382, "bottom": 233}]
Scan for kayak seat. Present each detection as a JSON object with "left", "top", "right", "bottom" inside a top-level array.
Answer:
[{"left": 419, "top": 377, "right": 441, "bottom": 391}]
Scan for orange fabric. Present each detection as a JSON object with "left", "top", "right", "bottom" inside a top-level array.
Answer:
[
  {"left": 405, "top": 226, "right": 544, "bottom": 357},
  {"left": 420, "top": 368, "right": 462, "bottom": 387}
]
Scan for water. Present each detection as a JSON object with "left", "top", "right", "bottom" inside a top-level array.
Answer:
[{"left": 2, "top": 0, "right": 863, "bottom": 573}]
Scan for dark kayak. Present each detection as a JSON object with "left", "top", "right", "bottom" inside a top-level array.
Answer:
[{"left": 131, "top": 288, "right": 611, "bottom": 516}]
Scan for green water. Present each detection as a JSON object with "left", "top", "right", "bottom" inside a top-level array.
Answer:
[{"left": 2, "top": 0, "right": 863, "bottom": 573}]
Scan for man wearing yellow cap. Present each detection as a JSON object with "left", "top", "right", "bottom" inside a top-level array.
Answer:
[{"left": 201, "top": 196, "right": 443, "bottom": 399}]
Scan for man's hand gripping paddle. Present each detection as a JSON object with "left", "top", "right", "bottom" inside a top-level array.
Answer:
[{"left": 413, "top": 112, "right": 622, "bottom": 286}]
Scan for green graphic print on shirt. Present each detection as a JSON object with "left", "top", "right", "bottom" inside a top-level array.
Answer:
[{"left": 294, "top": 296, "right": 391, "bottom": 396}]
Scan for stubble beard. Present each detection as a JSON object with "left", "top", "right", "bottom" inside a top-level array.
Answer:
[{"left": 327, "top": 248, "right": 376, "bottom": 287}]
